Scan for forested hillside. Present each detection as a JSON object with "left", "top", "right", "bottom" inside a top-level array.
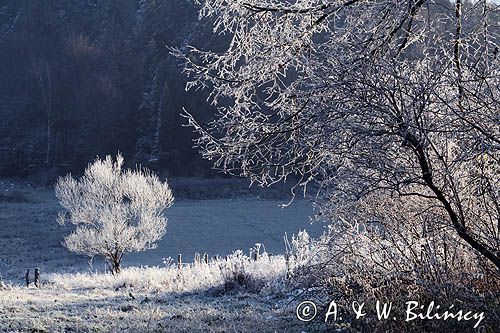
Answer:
[{"left": 0, "top": 0, "right": 217, "bottom": 180}]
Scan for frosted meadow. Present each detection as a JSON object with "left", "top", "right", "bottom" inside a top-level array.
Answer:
[{"left": 1, "top": 0, "right": 499, "bottom": 332}]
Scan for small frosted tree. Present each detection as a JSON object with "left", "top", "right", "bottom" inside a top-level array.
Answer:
[{"left": 55, "top": 153, "right": 174, "bottom": 273}]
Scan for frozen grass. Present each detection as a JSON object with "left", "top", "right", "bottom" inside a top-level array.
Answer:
[
  {"left": 0, "top": 252, "right": 309, "bottom": 332},
  {"left": 47, "top": 251, "right": 288, "bottom": 294},
  {"left": 0, "top": 287, "right": 304, "bottom": 332}
]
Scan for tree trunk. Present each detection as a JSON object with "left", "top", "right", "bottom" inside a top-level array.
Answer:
[
  {"left": 107, "top": 253, "right": 122, "bottom": 274},
  {"left": 407, "top": 133, "right": 500, "bottom": 270}
]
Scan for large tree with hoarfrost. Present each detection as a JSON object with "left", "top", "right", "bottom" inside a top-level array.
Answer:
[
  {"left": 55, "top": 154, "right": 174, "bottom": 273},
  {"left": 175, "top": 0, "right": 500, "bottom": 269}
]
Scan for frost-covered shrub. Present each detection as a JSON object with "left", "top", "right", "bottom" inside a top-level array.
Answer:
[
  {"left": 47, "top": 250, "right": 288, "bottom": 294},
  {"left": 55, "top": 153, "right": 174, "bottom": 274},
  {"left": 291, "top": 193, "right": 500, "bottom": 331},
  {"left": 283, "top": 230, "right": 319, "bottom": 279},
  {"left": 217, "top": 250, "right": 265, "bottom": 294}
]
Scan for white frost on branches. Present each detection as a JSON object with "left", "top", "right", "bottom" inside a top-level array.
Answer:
[
  {"left": 174, "top": 1, "right": 500, "bottom": 269},
  {"left": 55, "top": 153, "right": 174, "bottom": 273}
]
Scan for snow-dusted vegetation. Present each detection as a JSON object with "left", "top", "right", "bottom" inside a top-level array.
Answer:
[
  {"left": 0, "top": 0, "right": 498, "bottom": 332},
  {"left": 0, "top": 248, "right": 310, "bottom": 332},
  {"left": 56, "top": 154, "right": 174, "bottom": 273},
  {"left": 0, "top": 180, "right": 323, "bottom": 331},
  {"left": 47, "top": 251, "right": 288, "bottom": 293},
  {"left": 172, "top": 0, "right": 499, "bottom": 331},
  {"left": 0, "top": 286, "right": 298, "bottom": 332},
  {"left": 0, "top": 179, "right": 320, "bottom": 279}
]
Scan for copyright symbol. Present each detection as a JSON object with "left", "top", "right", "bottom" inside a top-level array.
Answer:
[{"left": 296, "top": 301, "right": 317, "bottom": 322}]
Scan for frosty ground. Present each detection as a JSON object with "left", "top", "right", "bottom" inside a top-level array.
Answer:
[
  {"left": 0, "top": 261, "right": 310, "bottom": 332},
  {"left": 0, "top": 179, "right": 323, "bottom": 332}
]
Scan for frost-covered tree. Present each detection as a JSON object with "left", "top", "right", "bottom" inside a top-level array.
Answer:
[
  {"left": 55, "top": 153, "right": 174, "bottom": 273},
  {"left": 175, "top": 1, "right": 500, "bottom": 269}
]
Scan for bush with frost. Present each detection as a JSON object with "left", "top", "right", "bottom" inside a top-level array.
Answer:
[
  {"left": 290, "top": 193, "right": 499, "bottom": 331},
  {"left": 55, "top": 153, "right": 174, "bottom": 273}
]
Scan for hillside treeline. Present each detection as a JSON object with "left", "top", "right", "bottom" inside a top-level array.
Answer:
[{"left": 0, "top": 0, "right": 217, "bottom": 180}]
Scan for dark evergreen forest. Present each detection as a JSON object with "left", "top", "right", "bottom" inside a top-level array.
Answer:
[{"left": 0, "top": 0, "right": 218, "bottom": 181}]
